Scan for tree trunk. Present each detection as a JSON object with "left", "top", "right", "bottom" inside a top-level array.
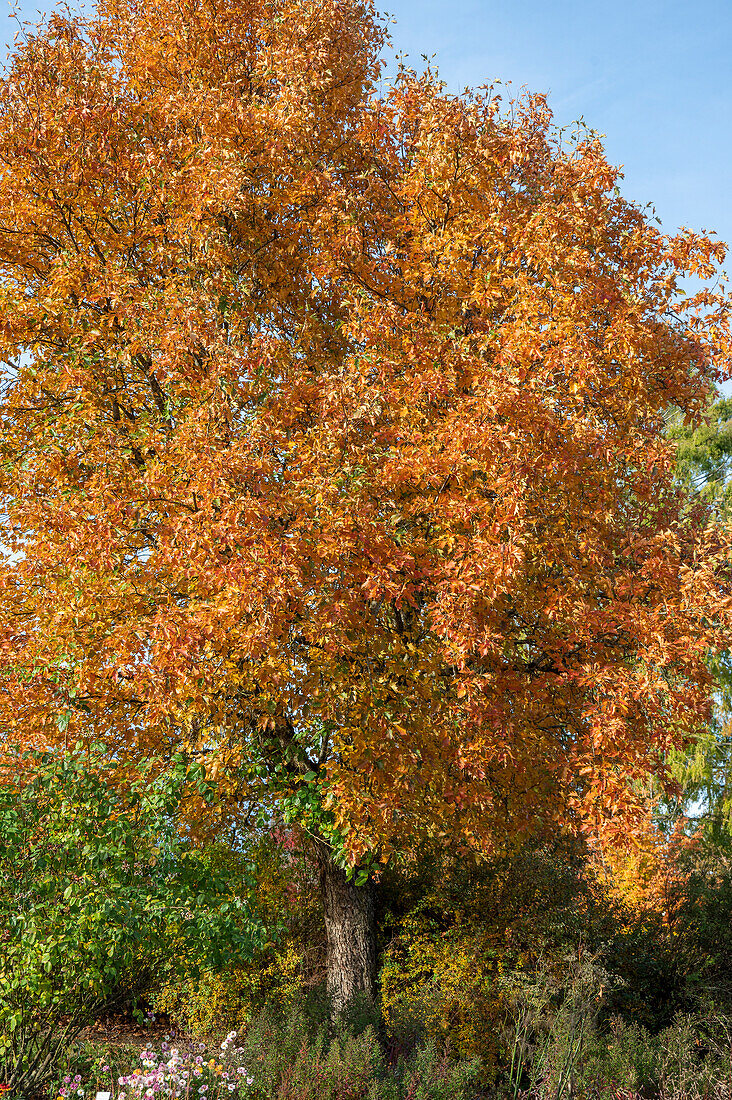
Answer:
[{"left": 316, "top": 845, "right": 377, "bottom": 1017}]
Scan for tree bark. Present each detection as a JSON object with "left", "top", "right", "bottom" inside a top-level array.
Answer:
[{"left": 315, "top": 845, "right": 377, "bottom": 1017}]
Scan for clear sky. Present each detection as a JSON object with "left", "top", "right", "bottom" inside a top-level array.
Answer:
[{"left": 382, "top": 0, "right": 731, "bottom": 251}]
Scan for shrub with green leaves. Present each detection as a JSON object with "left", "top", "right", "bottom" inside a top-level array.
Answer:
[{"left": 0, "top": 745, "right": 267, "bottom": 1099}]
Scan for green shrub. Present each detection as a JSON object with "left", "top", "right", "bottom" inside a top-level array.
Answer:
[
  {"left": 0, "top": 745, "right": 267, "bottom": 1099},
  {"left": 518, "top": 1006, "right": 732, "bottom": 1099},
  {"left": 233, "top": 1003, "right": 481, "bottom": 1099},
  {"left": 155, "top": 831, "right": 324, "bottom": 1035},
  {"left": 574, "top": 1017, "right": 659, "bottom": 1098}
]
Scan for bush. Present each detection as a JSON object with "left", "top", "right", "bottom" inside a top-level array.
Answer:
[
  {"left": 155, "top": 831, "right": 324, "bottom": 1035},
  {"left": 0, "top": 746, "right": 267, "bottom": 1099},
  {"left": 512, "top": 1000, "right": 732, "bottom": 1099},
  {"left": 155, "top": 943, "right": 307, "bottom": 1036},
  {"left": 378, "top": 840, "right": 617, "bottom": 1076}
]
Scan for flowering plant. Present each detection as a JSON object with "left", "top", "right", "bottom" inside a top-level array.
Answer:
[{"left": 61, "top": 1033, "right": 255, "bottom": 1100}]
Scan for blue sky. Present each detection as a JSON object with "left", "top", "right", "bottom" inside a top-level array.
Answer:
[{"left": 383, "top": 0, "right": 731, "bottom": 251}]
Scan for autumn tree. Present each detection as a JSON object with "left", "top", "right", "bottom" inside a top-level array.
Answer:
[{"left": 0, "top": 0, "right": 731, "bottom": 1012}]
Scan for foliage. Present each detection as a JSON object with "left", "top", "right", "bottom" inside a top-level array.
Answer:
[
  {"left": 52, "top": 1006, "right": 732, "bottom": 1100},
  {"left": 0, "top": 745, "right": 266, "bottom": 1098},
  {"left": 664, "top": 394, "right": 732, "bottom": 837},
  {"left": 668, "top": 395, "right": 732, "bottom": 518},
  {"left": 598, "top": 818, "right": 697, "bottom": 932},
  {"left": 155, "top": 945, "right": 309, "bottom": 1037},
  {"left": 668, "top": 833, "right": 732, "bottom": 1014},
  {"left": 0, "top": 0, "right": 730, "bottom": 1087},
  {"left": 493, "top": 950, "right": 732, "bottom": 1099},
  {"left": 521, "top": 1010, "right": 732, "bottom": 1100},
  {"left": 521, "top": 953, "right": 610, "bottom": 1098},
  {"left": 380, "top": 913, "right": 504, "bottom": 1069},
  {"left": 0, "top": 0, "right": 729, "bottom": 883}
]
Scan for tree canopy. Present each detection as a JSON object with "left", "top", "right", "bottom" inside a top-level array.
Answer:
[{"left": 0, "top": 0, "right": 731, "bottom": 870}]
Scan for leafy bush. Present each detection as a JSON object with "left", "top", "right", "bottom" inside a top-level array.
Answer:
[
  {"left": 155, "top": 831, "right": 324, "bottom": 1034},
  {"left": 380, "top": 911, "right": 504, "bottom": 1070},
  {"left": 155, "top": 944, "right": 309, "bottom": 1037},
  {"left": 0, "top": 746, "right": 267, "bottom": 1099},
  {"left": 379, "top": 840, "right": 617, "bottom": 1076}
]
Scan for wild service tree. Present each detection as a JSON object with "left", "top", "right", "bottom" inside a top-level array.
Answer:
[{"left": 0, "top": 0, "right": 731, "bottom": 1012}]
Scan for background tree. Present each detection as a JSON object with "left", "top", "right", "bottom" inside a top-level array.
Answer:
[
  {"left": 0, "top": 0, "right": 731, "bottom": 1013},
  {"left": 662, "top": 396, "right": 732, "bottom": 833},
  {"left": 668, "top": 395, "right": 732, "bottom": 517}
]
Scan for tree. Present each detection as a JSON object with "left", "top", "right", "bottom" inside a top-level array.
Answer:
[
  {"left": 667, "top": 394, "right": 732, "bottom": 520},
  {"left": 0, "top": 0, "right": 730, "bottom": 1013},
  {"left": 662, "top": 396, "right": 732, "bottom": 833}
]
